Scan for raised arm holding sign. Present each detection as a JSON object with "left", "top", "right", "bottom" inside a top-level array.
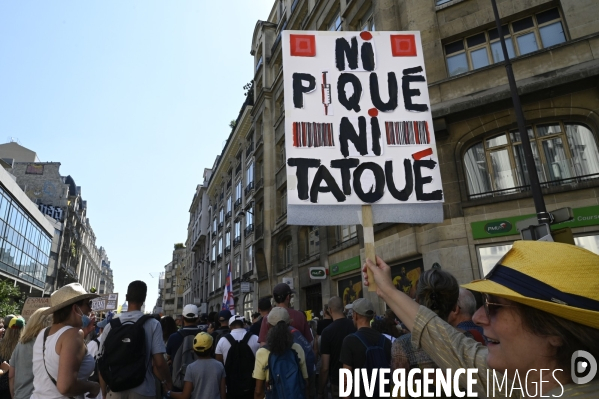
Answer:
[{"left": 282, "top": 31, "right": 444, "bottom": 291}]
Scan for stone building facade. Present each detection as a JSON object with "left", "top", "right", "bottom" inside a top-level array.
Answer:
[
  {"left": 241, "top": 0, "right": 599, "bottom": 315},
  {"left": 161, "top": 245, "right": 187, "bottom": 317},
  {"left": 0, "top": 142, "right": 113, "bottom": 294}
]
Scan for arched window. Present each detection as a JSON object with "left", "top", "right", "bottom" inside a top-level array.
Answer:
[
  {"left": 464, "top": 122, "right": 599, "bottom": 198},
  {"left": 243, "top": 293, "right": 253, "bottom": 321}
]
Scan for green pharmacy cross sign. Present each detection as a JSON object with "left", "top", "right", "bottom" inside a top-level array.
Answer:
[{"left": 471, "top": 205, "right": 599, "bottom": 240}]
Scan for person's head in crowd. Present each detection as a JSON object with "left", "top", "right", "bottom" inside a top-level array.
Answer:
[
  {"left": 218, "top": 309, "right": 232, "bottom": 327},
  {"left": 272, "top": 283, "right": 294, "bottom": 307},
  {"left": 0, "top": 315, "right": 25, "bottom": 359},
  {"left": 265, "top": 307, "right": 293, "bottom": 355},
  {"left": 371, "top": 317, "right": 395, "bottom": 338},
  {"left": 258, "top": 296, "right": 273, "bottom": 316},
  {"left": 207, "top": 321, "right": 219, "bottom": 334},
  {"left": 160, "top": 315, "right": 178, "bottom": 342},
  {"left": 251, "top": 312, "right": 261, "bottom": 324},
  {"left": 19, "top": 308, "right": 52, "bottom": 344},
  {"left": 346, "top": 298, "right": 375, "bottom": 329},
  {"left": 175, "top": 315, "right": 183, "bottom": 327},
  {"left": 44, "top": 283, "right": 98, "bottom": 328},
  {"left": 199, "top": 313, "right": 209, "bottom": 324},
  {"left": 416, "top": 268, "right": 459, "bottom": 322},
  {"left": 125, "top": 280, "right": 147, "bottom": 310},
  {"left": 322, "top": 304, "right": 331, "bottom": 319},
  {"left": 462, "top": 241, "right": 599, "bottom": 382},
  {"left": 447, "top": 288, "right": 478, "bottom": 327},
  {"left": 192, "top": 332, "right": 214, "bottom": 358},
  {"left": 328, "top": 296, "right": 344, "bottom": 317},
  {"left": 207, "top": 311, "right": 217, "bottom": 323},
  {"left": 229, "top": 315, "right": 245, "bottom": 330},
  {"left": 182, "top": 304, "right": 199, "bottom": 326}
]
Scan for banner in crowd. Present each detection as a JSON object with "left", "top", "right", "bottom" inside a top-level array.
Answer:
[{"left": 91, "top": 293, "right": 119, "bottom": 312}]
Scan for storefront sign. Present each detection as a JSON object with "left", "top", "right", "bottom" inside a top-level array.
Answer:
[
  {"left": 471, "top": 205, "right": 599, "bottom": 240},
  {"left": 21, "top": 297, "right": 51, "bottom": 321},
  {"left": 241, "top": 282, "right": 252, "bottom": 293},
  {"left": 309, "top": 267, "right": 327, "bottom": 279},
  {"left": 330, "top": 256, "right": 361, "bottom": 276}
]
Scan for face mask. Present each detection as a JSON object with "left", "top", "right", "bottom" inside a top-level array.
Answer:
[{"left": 77, "top": 306, "right": 91, "bottom": 328}]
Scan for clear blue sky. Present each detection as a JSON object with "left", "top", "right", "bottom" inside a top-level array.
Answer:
[{"left": 0, "top": 1, "right": 274, "bottom": 309}]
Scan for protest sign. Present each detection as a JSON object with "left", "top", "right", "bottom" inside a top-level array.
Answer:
[
  {"left": 21, "top": 297, "right": 51, "bottom": 320},
  {"left": 91, "top": 293, "right": 118, "bottom": 312},
  {"left": 282, "top": 31, "right": 444, "bottom": 226},
  {"left": 282, "top": 31, "right": 444, "bottom": 289}
]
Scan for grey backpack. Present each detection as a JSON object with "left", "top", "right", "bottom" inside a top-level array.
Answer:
[{"left": 171, "top": 329, "right": 199, "bottom": 390}]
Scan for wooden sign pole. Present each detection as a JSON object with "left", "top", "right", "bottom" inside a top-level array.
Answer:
[{"left": 362, "top": 205, "right": 377, "bottom": 292}]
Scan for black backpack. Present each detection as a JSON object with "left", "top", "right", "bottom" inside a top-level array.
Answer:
[
  {"left": 352, "top": 331, "right": 391, "bottom": 398},
  {"left": 223, "top": 332, "right": 256, "bottom": 396},
  {"left": 98, "top": 315, "right": 153, "bottom": 392},
  {"left": 88, "top": 338, "right": 100, "bottom": 383}
]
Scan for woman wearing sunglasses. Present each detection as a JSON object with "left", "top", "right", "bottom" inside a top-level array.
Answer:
[
  {"left": 363, "top": 240, "right": 599, "bottom": 398},
  {"left": 31, "top": 283, "right": 100, "bottom": 399}
]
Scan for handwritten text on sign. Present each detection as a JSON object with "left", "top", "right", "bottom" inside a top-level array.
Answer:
[{"left": 283, "top": 31, "right": 443, "bottom": 206}]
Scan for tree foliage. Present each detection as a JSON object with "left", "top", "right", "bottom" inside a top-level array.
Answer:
[{"left": 0, "top": 279, "right": 25, "bottom": 317}]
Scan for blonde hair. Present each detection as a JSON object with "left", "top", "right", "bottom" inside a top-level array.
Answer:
[
  {"left": 20, "top": 307, "right": 52, "bottom": 344},
  {"left": 0, "top": 317, "right": 22, "bottom": 359}
]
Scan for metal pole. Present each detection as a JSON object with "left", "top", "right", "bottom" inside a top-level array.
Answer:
[{"left": 490, "top": 0, "right": 550, "bottom": 224}]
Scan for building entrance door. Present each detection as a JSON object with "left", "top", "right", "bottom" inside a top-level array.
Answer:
[{"left": 304, "top": 284, "right": 322, "bottom": 318}]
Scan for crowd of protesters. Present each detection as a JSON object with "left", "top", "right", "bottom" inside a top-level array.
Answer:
[{"left": 0, "top": 240, "right": 597, "bottom": 398}]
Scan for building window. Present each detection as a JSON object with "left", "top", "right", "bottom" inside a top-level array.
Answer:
[
  {"left": 218, "top": 238, "right": 223, "bottom": 256},
  {"left": 340, "top": 225, "right": 357, "bottom": 241},
  {"left": 234, "top": 254, "right": 241, "bottom": 278},
  {"left": 308, "top": 227, "right": 319, "bottom": 256},
  {"left": 328, "top": 10, "right": 342, "bottom": 31},
  {"left": 235, "top": 221, "right": 241, "bottom": 240},
  {"left": 246, "top": 206, "right": 254, "bottom": 227},
  {"left": 219, "top": 208, "right": 224, "bottom": 223},
  {"left": 246, "top": 162, "right": 254, "bottom": 185},
  {"left": 225, "top": 231, "right": 231, "bottom": 248},
  {"left": 445, "top": 8, "right": 566, "bottom": 77},
  {"left": 236, "top": 181, "right": 242, "bottom": 201},
  {"left": 211, "top": 269, "right": 215, "bottom": 292},
  {"left": 245, "top": 245, "right": 253, "bottom": 274},
  {"left": 285, "top": 239, "right": 293, "bottom": 268},
  {"left": 574, "top": 234, "right": 599, "bottom": 255},
  {"left": 464, "top": 122, "right": 599, "bottom": 199},
  {"left": 360, "top": 9, "right": 375, "bottom": 31},
  {"left": 227, "top": 196, "right": 232, "bottom": 213},
  {"left": 217, "top": 264, "right": 222, "bottom": 288},
  {"left": 477, "top": 244, "right": 513, "bottom": 277},
  {"left": 243, "top": 293, "right": 253, "bottom": 321},
  {"left": 279, "top": 190, "right": 287, "bottom": 217},
  {"left": 213, "top": 218, "right": 217, "bottom": 232}
]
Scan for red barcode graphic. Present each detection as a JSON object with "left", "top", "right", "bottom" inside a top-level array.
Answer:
[
  {"left": 293, "top": 122, "right": 335, "bottom": 148},
  {"left": 385, "top": 121, "right": 430, "bottom": 145}
]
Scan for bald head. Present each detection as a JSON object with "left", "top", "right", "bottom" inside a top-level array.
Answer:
[{"left": 328, "top": 296, "right": 344, "bottom": 315}]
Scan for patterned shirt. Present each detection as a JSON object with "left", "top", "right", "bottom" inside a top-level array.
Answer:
[{"left": 411, "top": 306, "right": 599, "bottom": 398}]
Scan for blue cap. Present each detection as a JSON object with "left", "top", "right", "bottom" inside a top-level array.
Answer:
[{"left": 218, "top": 309, "right": 232, "bottom": 321}]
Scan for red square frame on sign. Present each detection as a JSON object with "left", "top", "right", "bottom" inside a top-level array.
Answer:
[{"left": 290, "top": 34, "right": 317, "bottom": 57}]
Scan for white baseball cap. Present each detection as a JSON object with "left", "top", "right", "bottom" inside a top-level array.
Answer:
[
  {"left": 229, "top": 315, "right": 245, "bottom": 326},
  {"left": 182, "top": 304, "right": 199, "bottom": 318}
]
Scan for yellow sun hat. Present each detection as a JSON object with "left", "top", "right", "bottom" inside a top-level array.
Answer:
[{"left": 462, "top": 240, "right": 599, "bottom": 329}]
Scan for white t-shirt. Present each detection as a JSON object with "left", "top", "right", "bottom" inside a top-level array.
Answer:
[{"left": 214, "top": 328, "right": 259, "bottom": 364}]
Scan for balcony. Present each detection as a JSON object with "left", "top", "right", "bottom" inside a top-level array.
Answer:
[
  {"left": 235, "top": 163, "right": 241, "bottom": 176},
  {"left": 218, "top": 221, "right": 223, "bottom": 229},
  {"left": 217, "top": 254, "right": 222, "bottom": 261},
  {"left": 233, "top": 236, "right": 241, "bottom": 247},
  {"left": 226, "top": 180, "right": 232, "bottom": 189},
  {"left": 211, "top": 260, "right": 216, "bottom": 266},
  {"left": 225, "top": 246, "right": 231, "bottom": 255},
  {"left": 244, "top": 224, "right": 254, "bottom": 237},
  {"left": 244, "top": 181, "right": 254, "bottom": 195},
  {"left": 256, "top": 135, "right": 263, "bottom": 148},
  {"left": 225, "top": 211, "right": 232, "bottom": 220},
  {"left": 256, "top": 177, "right": 264, "bottom": 191},
  {"left": 234, "top": 198, "right": 242, "bottom": 209},
  {"left": 246, "top": 142, "right": 254, "bottom": 157},
  {"left": 255, "top": 223, "right": 263, "bottom": 239},
  {"left": 219, "top": 192, "right": 224, "bottom": 202}
]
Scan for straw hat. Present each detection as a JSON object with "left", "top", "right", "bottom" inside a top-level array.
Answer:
[
  {"left": 43, "top": 283, "right": 99, "bottom": 315},
  {"left": 462, "top": 240, "right": 599, "bottom": 329}
]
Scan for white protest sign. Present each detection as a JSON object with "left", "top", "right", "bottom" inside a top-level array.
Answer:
[
  {"left": 21, "top": 297, "right": 51, "bottom": 321},
  {"left": 91, "top": 293, "right": 119, "bottom": 312},
  {"left": 283, "top": 31, "right": 444, "bottom": 225}
]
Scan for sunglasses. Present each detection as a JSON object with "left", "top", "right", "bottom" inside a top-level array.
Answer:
[{"left": 482, "top": 294, "right": 513, "bottom": 318}]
